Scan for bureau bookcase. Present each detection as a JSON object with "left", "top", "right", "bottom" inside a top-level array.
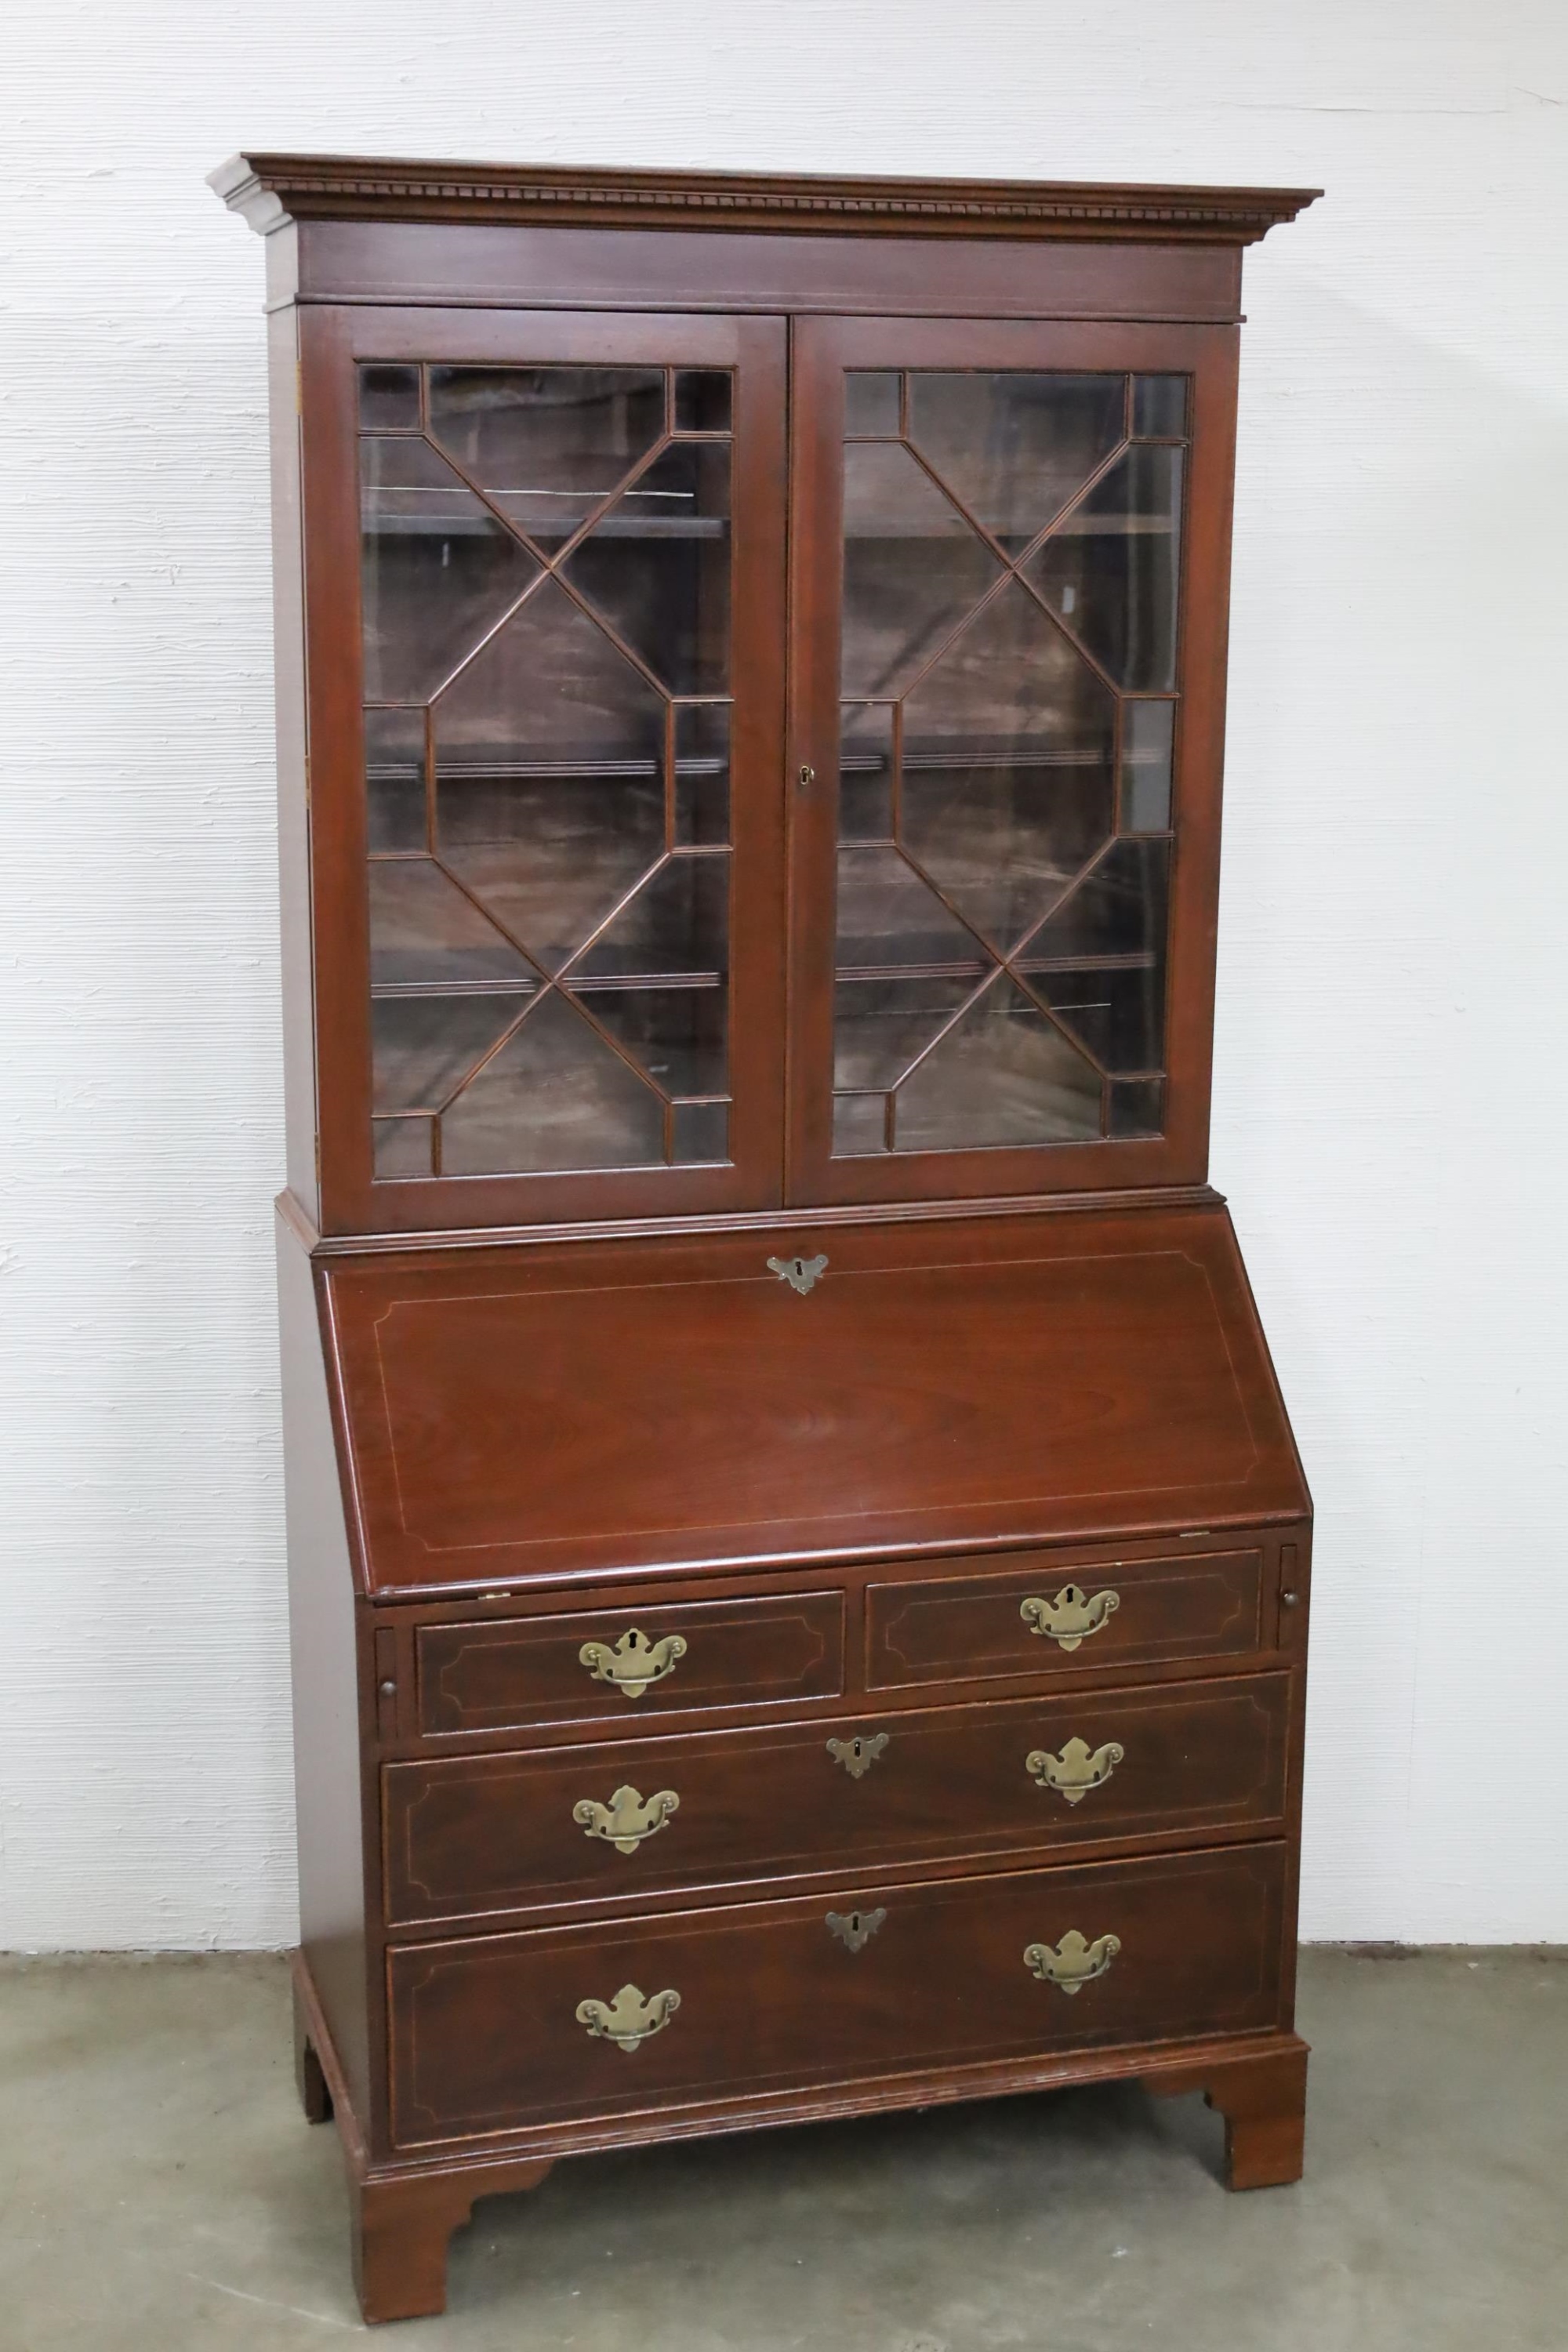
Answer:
[{"left": 212, "top": 154, "right": 1319, "bottom": 2322}]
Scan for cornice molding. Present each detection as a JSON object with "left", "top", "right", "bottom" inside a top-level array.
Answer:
[{"left": 209, "top": 154, "right": 1319, "bottom": 246}]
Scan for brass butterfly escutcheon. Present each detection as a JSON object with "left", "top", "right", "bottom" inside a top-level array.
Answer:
[{"left": 768, "top": 1253, "right": 828, "bottom": 1295}]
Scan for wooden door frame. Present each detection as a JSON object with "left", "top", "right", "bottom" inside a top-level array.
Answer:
[
  {"left": 299, "top": 303, "right": 790, "bottom": 1237},
  {"left": 784, "top": 313, "right": 1240, "bottom": 1209}
]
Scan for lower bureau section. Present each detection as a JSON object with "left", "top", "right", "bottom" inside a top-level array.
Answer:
[{"left": 387, "top": 1842, "right": 1287, "bottom": 2149}]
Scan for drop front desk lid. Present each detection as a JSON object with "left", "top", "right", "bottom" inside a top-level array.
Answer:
[{"left": 320, "top": 1201, "right": 1308, "bottom": 1595}]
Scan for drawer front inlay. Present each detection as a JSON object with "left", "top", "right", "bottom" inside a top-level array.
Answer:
[
  {"left": 383, "top": 1672, "right": 1290, "bottom": 1926},
  {"left": 866, "top": 1549, "right": 1265, "bottom": 1690},
  {"left": 416, "top": 1592, "right": 844, "bottom": 1737},
  {"left": 388, "top": 1843, "right": 1288, "bottom": 2146}
]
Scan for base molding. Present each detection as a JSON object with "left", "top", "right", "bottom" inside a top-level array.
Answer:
[{"left": 292, "top": 1952, "right": 1308, "bottom": 2323}]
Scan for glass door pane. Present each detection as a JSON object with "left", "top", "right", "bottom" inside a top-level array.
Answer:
[
  {"left": 829, "top": 368, "right": 1183, "bottom": 1162},
  {"left": 358, "top": 362, "right": 743, "bottom": 1184}
]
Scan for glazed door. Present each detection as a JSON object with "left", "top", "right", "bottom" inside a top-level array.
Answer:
[
  {"left": 302, "top": 307, "right": 788, "bottom": 1234},
  {"left": 786, "top": 316, "right": 1239, "bottom": 1206}
]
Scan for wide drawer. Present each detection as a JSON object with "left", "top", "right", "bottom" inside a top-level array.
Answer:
[
  {"left": 866, "top": 1547, "right": 1265, "bottom": 1691},
  {"left": 416, "top": 1592, "right": 844, "bottom": 1736},
  {"left": 383, "top": 1672, "right": 1292, "bottom": 1926},
  {"left": 387, "top": 1842, "right": 1288, "bottom": 2146}
]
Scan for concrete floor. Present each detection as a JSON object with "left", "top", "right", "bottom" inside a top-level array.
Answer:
[{"left": 0, "top": 1949, "right": 1563, "bottom": 2350}]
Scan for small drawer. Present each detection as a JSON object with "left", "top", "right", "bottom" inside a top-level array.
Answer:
[
  {"left": 387, "top": 1842, "right": 1288, "bottom": 2147},
  {"left": 383, "top": 1671, "right": 1292, "bottom": 1926},
  {"left": 866, "top": 1548, "right": 1265, "bottom": 1691},
  {"left": 416, "top": 1592, "right": 844, "bottom": 1737}
]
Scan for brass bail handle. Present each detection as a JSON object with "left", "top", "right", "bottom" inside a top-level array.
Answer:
[
  {"left": 576, "top": 1983, "right": 681, "bottom": 2052},
  {"left": 1025, "top": 1929, "right": 1121, "bottom": 1994},
  {"left": 579, "top": 1627, "right": 688, "bottom": 1698},
  {"left": 573, "top": 1784, "right": 681, "bottom": 1854},
  {"left": 1019, "top": 1583, "right": 1120, "bottom": 1653},
  {"left": 1025, "top": 1737, "right": 1124, "bottom": 1805}
]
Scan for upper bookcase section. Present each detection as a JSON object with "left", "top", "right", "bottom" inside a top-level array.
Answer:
[{"left": 210, "top": 157, "right": 1319, "bottom": 323}]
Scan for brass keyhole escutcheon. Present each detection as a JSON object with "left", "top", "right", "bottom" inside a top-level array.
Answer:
[
  {"left": 768, "top": 1253, "right": 827, "bottom": 1295},
  {"left": 827, "top": 1732, "right": 889, "bottom": 1780},
  {"left": 797, "top": 763, "right": 816, "bottom": 790},
  {"left": 826, "top": 1907, "right": 886, "bottom": 1954}
]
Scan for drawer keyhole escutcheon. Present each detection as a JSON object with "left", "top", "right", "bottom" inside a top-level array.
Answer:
[
  {"left": 1025, "top": 1929, "right": 1121, "bottom": 1994},
  {"left": 576, "top": 1984, "right": 681, "bottom": 2051},
  {"left": 768, "top": 1252, "right": 828, "bottom": 1295},
  {"left": 1020, "top": 1584, "right": 1120, "bottom": 1652},
  {"left": 579, "top": 1628, "right": 688, "bottom": 1698},
  {"left": 573, "top": 1784, "right": 681, "bottom": 1854},
  {"left": 826, "top": 1907, "right": 886, "bottom": 1954},
  {"left": 1026, "top": 1737, "right": 1124, "bottom": 1805},
  {"left": 827, "top": 1732, "right": 889, "bottom": 1779}
]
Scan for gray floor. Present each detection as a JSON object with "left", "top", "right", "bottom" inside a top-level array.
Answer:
[{"left": 0, "top": 1949, "right": 1563, "bottom": 2350}]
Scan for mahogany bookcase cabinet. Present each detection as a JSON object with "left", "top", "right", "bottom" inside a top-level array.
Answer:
[{"left": 212, "top": 154, "right": 1320, "bottom": 2323}]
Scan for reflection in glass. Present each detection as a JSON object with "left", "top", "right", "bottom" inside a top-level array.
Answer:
[
  {"left": 1107, "top": 1078, "right": 1164, "bottom": 1136},
  {"left": 840, "top": 443, "right": 1003, "bottom": 701},
  {"left": 1028, "top": 839, "right": 1169, "bottom": 963},
  {"left": 835, "top": 846, "right": 982, "bottom": 974},
  {"left": 441, "top": 992, "right": 663, "bottom": 1174},
  {"left": 358, "top": 365, "right": 421, "bottom": 431},
  {"left": 1028, "top": 964, "right": 1165, "bottom": 1076},
  {"left": 844, "top": 372, "right": 902, "bottom": 437},
  {"left": 1132, "top": 376, "right": 1188, "bottom": 438},
  {"left": 833, "top": 972, "right": 977, "bottom": 1091},
  {"left": 434, "top": 577, "right": 664, "bottom": 971},
  {"left": 1120, "top": 700, "right": 1175, "bottom": 833},
  {"left": 426, "top": 366, "right": 664, "bottom": 547},
  {"left": 573, "top": 853, "right": 729, "bottom": 980},
  {"left": 359, "top": 361, "right": 740, "bottom": 1183},
  {"left": 1025, "top": 445, "right": 1184, "bottom": 692},
  {"left": 895, "top": 978, "right": 1102, "bottom": 1150},
  {"left": 360, "top": 437, "right": 538, "bottom": 704},
  {"left": 368, "top": 859, "right": 532, "bottom": 991},
  {"left": 372, "top": 993, "right": 531, "bottom": 1114},
  {"left": 365, "top": 708, "right": 427, "bottom": 852},
  {"left": 833, "top": 1093, "right": 887, "bottom": 1156},
  {"left": 831, "top": 364, "right": 1186, "bottom": 1157},
  {"left": 564, "top": 442, "right": 731, "bottom": 693},
  {"left": 673, "top": 705, "right": 730, "bottom": 845},
  {"left": 908, "top": 373, "right": 1125, "bottom": 553},
  {"left": 839, "top": 704, "right": 894, "bottom": 842},
  {"left": 373, "top": 1117, "right": 434, "bottom": 1178},
  {"left": 673, "top": 372, "right": 732, "bottom": 432},
  {"left": 670, "top": 1101, "right": 729, "bottom": 1162},
  {"left": 568, "top": 981, "right": 728, "bottom": 1097}
]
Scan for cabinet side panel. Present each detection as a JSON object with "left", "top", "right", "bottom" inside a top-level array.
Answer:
[
  {"left": 265, "top": 301, "right": 319, "bottom": 1220},
  {"left": 277, "top": 1206, "right": 370, "bottom": 2121}
]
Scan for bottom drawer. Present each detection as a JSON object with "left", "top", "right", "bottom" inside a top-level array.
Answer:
[{"left": 388, "top": 1842, "right": 1287, "bottom": 2147}]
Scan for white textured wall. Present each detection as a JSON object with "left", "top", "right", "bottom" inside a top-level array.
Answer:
[{"left": 3, "top": 0, "right": 1566, "bottom": 1948}]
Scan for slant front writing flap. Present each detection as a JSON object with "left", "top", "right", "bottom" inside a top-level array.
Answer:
[{"left": 323, "top": 1203, "right": 1308, "bottom": 1592}]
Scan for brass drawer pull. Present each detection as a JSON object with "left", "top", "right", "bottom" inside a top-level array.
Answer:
[
  {"left": 573, "top": 1784, "right": 680, "bottom": 1854},
  {"left": 826, "top": 1732, "right": 888, "bottom": 1779},
  {"left": 1025, "top": 1737, "right": 1124, "bottom": 1806},
  {"left": 1025, "top": 1929, "right": 1121, "bottom": 1994},
  {"left": 768, "top": 1251, "right": 827, "bottom": 1294},
  {"left": 826, "top": 1906, "right": 886, "bottom": 1953},
  {"left": 1019, "top": 1584, "right": 1120, "bottom": 1652},
  {"left": 576, "top": 1983, "right": 681, "bottom": 2051},
  {"left": 579, "top": 1628, "right": 688, "bottom": 1698}
]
